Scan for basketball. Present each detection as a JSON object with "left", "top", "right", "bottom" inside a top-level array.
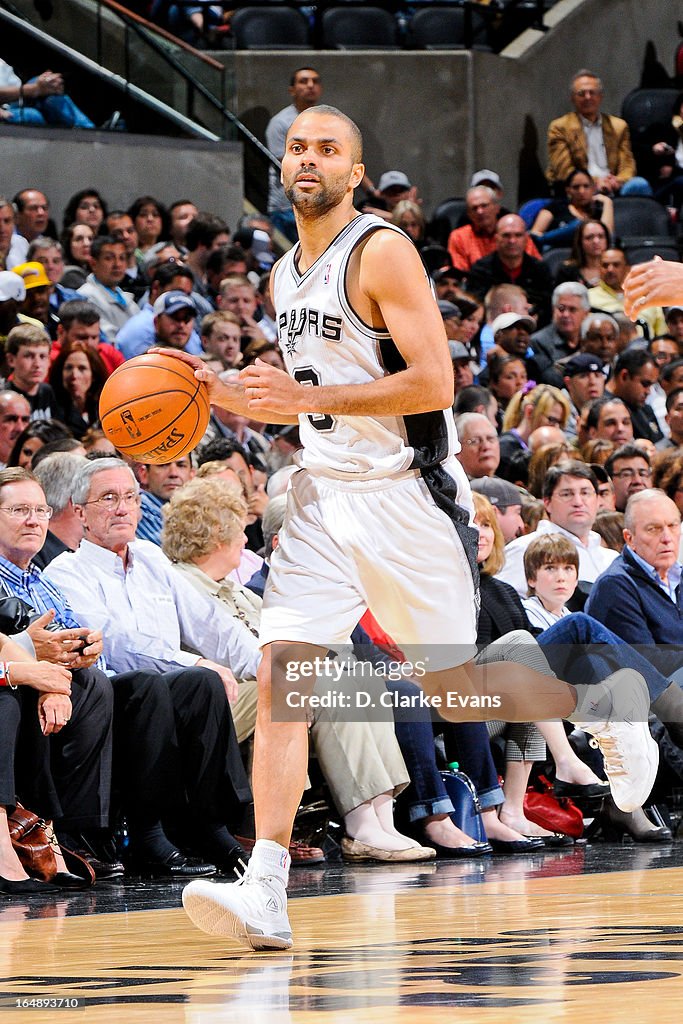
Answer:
[{"left": 99, "top": 352, "right": 210, "bottom": 464}]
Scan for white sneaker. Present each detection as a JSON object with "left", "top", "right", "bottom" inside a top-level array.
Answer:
[
  {"left": 182, "top": 870, "right": 293, "bottom": 951},
  {"left": 575, "top": 669, "right": 658, "bottom": 813}
]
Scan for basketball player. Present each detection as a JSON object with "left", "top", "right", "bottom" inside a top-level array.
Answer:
[{"left": 164, "top": 106, "right": 657, "bottom": 951}]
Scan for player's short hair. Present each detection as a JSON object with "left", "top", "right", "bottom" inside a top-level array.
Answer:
[{"left": 291, "top": 104, "right": 363, "bottom": 164}]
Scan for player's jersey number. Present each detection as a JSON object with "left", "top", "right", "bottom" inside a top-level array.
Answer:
[{"left": 293, "top": 366, "right": 336, "bottom": 432}]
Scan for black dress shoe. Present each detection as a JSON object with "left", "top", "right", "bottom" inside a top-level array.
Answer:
[
  {"left": 137, "top": 850, "right": 216, "bottom": 878},
  {"left": 0, "top": 876, "right": 60, "bottom": 895},
  {"left": 426, "top": 839, "right": 493, "bottom": 859},
  {"left": 213, "top": 845, "right": 249, "bottom": 877},
  {"left": 52, "top": 871, "right": 91, "bottom": 890},
  {"left": 490, "top": 837, "right": 546, "bottom": 855},
  {"left": 553, "top": 779, "right": 609, "bottom": 803}
]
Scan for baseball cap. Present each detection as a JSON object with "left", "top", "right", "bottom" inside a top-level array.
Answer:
[
  {"left": 433, "top": 265, "right": 463, "bottom": 283},
  {"left": 449, "top": 341, "right": 470, "bottom": 361},
  {"left": 438, "top": 300, "right": 462, "bottom": 320},
  {"left": 564, "top": 353, "right": 605, "bottom": 377},
  {"left": 491, "top": 312, "right": 535, "bottom": 335},
  {"left": 12, "top": 261, "right": 51, "bottom": 290},
  {"left": 377, "top": 171, "right": 411, "bottom": 193},
  {"left": 470, "top": 477, "right": 522, "bottom": 509},
  {"left": 0, "top": 271, "right": 26, "bottom": 303},
  {"left": 153, "top": 290, "right": 196, "bottom": 317},
  {"left": 471, "top": 169, "right": 503, "bottom": 190}
]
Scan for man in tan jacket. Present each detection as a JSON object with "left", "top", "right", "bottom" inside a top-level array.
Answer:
[{"left": 547, "top": 70, "right": 652, "bottom": 196}]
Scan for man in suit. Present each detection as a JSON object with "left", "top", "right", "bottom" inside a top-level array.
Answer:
[
  {"left": 547, "top": 69, "right": 651, "bottom": 196},
  {"left": 586, "top": 488, "right": 683, "bottom": 744}
]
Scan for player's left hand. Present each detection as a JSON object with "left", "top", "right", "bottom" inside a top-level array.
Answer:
[{"left": 240, "top": 359, "right": 309, "bottom": 416}]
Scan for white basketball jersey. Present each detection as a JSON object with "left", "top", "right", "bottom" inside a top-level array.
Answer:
[{"left": 272, "top": 214, "right": 460, "bottom": 483}]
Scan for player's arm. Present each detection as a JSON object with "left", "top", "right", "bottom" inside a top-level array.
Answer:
[
  {"left": 623, "top": 257, "right": 683, "bottom": 319},
  {"left": 242, "top": 231, "right": 453, "bottom": 418}
]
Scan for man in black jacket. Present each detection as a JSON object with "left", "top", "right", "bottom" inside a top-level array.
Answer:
[{"left": 466, "top": 215, "right": 553, "bottom": 327}]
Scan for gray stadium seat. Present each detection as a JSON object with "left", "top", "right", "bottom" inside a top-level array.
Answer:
[
  {"left": 231, "top": 6, "right": 310, "bottom": 49},
  {"left": 321, "top": 7, "right": 399, "bottom": 49}
]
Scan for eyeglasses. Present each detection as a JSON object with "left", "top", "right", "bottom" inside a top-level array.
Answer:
[
  {"left": 84, "top": 490, "right": 141, "bottom": 510},
  {"left": 612, "top": 468, "right": 652, "bottom": 480},
  {"left": 464, "top": 436, "right": 498, "bottom": 448},
  {"left": 0, "top": 504, "right": 53, "bottom": 520},
  {"left": 554, "top": 488, "right": 596, "bottom": 501}
]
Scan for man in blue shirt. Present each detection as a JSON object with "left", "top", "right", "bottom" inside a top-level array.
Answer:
[
  {"left": 137, "top": 455, "right": 194, "bottom": 547},
  {"left": 586, "top": 488, "right": 683, "bottom": 745}
]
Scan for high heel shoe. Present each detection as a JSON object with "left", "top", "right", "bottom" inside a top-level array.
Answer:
[
  {"left": 601, "top": 799, "right": 673, "bottom": 843},
  {"left": 0, "top": 876, "right": 60, "bottom": 895}
]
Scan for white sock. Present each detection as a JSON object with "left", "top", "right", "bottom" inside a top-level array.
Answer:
[
  {"left": 250, "top": 839, "right": 290, "bottom": 884},
  {"left": 568, "top": 681, "right": 614, "bottom": 725}
]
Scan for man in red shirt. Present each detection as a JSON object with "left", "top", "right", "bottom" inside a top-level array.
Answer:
[
  {"left": 448, "top": 186, "right": 540, "bottom": 272},
  {"left": 50, "top": 300, "right": 124, "bottom": 378}
]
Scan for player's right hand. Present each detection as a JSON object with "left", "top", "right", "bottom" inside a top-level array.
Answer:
[
  {"left": 10, "top": 660, "right": 72, "bottom": 695},
  {"left": 148, "top": 348, "right": 225, "bottom": 404}
]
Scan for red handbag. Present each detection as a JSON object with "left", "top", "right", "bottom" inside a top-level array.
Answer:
[{"left": 523, "top": 776, "right": 584, "bottom": 839}]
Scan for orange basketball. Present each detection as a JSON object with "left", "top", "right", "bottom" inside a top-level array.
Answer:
[{"left": 99, "top": 353, "right": 210, "bottom": 464}]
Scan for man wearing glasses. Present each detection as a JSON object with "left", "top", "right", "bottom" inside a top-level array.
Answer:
[
  {"left": 497, "top": 461, "right": 618, "bottom": 598},
  {"left": 45, "top": 458, "right": 260, "bottom": 875},
  {"left": 546, "top": 69, "right": 651, "bottom": 197},
  {"left": 605, "top": 443, "right": 653, "bottom": 513},
  {"left": 454, "top": 412, "right": 500, "bottom": 480}
]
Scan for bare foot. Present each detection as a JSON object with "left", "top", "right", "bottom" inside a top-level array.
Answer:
[
  {"left": 499, "top": 810, "right": 555, "bottom": 838},
  {"left": 554, "top": 760, "right": 604, "bottom": 787},
  {"left": 0, "top": 845, "right": 29, "bottom": 882},
  {"left": 481, "top": 812, "right": 528, "bottom": 843},
  {"left": 422, "top": 815, "right": 481, "bottom": 849}
]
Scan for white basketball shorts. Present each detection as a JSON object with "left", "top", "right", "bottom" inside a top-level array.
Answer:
[{"left": 259, "top": 458, "right": 478, "bottom": 671}]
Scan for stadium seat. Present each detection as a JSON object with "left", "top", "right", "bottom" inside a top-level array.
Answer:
[
  {"left": 612, "top": 196, "right": 673, "bottom": 244},
  {"left": 321, "top": 7, "right": 399, "bottom": 49},
  {"left": 626, "top": 242, "right": 680, "bottom": 265},
  {"left": 409, "top": 7, "right": 490, "bottom": 49},
  {"left": 621, "top": 88, "right": 680, "bottom": 153},
  {"left": 542, "top": 247, "right": 572, "bottom": 279},
  {"left": 427, "top": 197, "right": 467, "bottom": 247},
  {"left": 518, "top": 198, "right": 549, "bottom": 229},
  {"left": 230, "top": 6, "right": 310, "bottom": 49}
]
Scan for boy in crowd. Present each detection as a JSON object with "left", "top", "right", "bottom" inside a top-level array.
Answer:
[
  {"left": 522, "top": 535, "right": 579, "bottom": 630},
  {"left": 5, "top": 323, "right": 59, "bottom": 420}
]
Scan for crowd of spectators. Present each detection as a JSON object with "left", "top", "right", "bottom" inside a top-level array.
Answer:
[{"left": 4, "top": 60, "right": 683, "bottom": 898}]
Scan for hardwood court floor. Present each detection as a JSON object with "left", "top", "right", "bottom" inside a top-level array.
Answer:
[{"left": 1, "top": 843, "right": 683, "bottom": 1024}]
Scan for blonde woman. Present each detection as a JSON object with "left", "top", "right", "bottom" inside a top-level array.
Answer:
[
  {"left": 162, "top": 477, "right": 438, "bottom": 862},
  {"left": 499, "top": 384, "right": 571, "bottom": 477}
]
